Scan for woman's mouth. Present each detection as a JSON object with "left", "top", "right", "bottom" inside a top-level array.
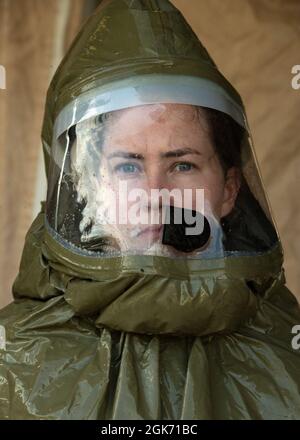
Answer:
[{"left": 136, "top": 225, "right": 163, "bottom": 241}]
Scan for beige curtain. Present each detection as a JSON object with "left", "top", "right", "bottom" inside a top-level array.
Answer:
[
  {"left": 0, "top": 0, "right": 100, "bottom": 309},
  {"left": 0, "top": 0, "right": 299, "bottom": 309}
]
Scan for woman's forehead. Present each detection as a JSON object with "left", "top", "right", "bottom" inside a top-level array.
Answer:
[
  {"left": 71, "top": 104, "right": 213, "bottom": 164},
  {"left": 110, "top": 103, "right": 203, "bottom": 125},
  {"left": 104, "top": 103, "right": 210, "bottom": 145}
]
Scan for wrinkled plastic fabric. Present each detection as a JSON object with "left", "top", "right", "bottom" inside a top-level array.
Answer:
[{"left": 0, "top": 0, "right": 300, "bottom": 420}]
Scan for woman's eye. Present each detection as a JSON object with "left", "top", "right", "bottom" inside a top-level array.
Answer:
[
  {"left": 114, "top": 163, "right": 141, "bottom": 174},
  {"left": 173, "top": 162, "right": 195, "bottom": 172}
]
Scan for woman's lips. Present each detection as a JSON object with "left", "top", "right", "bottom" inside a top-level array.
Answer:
[{"left": 137, "top": 225, "right": 163, "bottom": 241}]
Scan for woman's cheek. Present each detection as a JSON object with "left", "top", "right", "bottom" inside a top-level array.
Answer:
[{"left": 204, "top": 184, "right": 224, "bottom": 219}]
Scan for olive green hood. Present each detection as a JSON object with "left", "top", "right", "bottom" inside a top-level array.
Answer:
[
  {"left": 37, "top": 0, "right": 282, "bottom": 330},
  {"left": 42, "top": 0, "right": 243, "bottom": 178},
  {"left": 0, "top": 0, "right": 299, "bottom": 420}
]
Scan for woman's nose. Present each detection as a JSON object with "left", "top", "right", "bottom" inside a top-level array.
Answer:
[
  {"left": 140, "top": 169, "right": 167, "bottom": 214},
  {"left": 145, "top": 167, "right": 167, "bottom": 191}
]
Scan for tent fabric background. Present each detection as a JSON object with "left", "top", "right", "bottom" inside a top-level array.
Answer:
[
  {"left": 0, "top": 0, "right": 99, "bottom": 309},
  {"left": 0, "top": 0, "right": 299, "bottom": 309}
]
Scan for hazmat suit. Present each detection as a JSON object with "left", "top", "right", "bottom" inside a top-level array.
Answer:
[{"left": 0, "top": 0, "right": 300, "bottom": 420}]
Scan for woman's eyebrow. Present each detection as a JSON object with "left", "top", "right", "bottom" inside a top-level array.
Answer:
[
  {"left": 107, "top": 151, "right": 145, "bottom": 160},
  {"left": 162, "top": 148, "right": 203, "bottom": 158},
  {"left": 107, "top": 148, "right": 202, "bottom": 160}
]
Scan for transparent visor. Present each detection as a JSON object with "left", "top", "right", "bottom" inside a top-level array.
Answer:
[{"left": 46, "top": 103, "right": 278, "bottom": 259}]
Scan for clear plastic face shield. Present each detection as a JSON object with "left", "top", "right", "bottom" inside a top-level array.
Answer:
[{"left": 46, "top": 81, "right": 278, "bottom": 259}]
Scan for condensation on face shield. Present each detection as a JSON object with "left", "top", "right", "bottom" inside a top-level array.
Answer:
[{"left": 46, "top": 102, "right": 278, "bottom": 259}]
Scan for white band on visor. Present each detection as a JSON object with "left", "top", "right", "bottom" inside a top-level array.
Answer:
[{"left": 53, "top": 74, "right": 248, "bottom": 140}]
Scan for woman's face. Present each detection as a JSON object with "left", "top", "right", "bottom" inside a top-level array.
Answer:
[{"left": 95, "top": 103, "right": 240, "bottom": 253}]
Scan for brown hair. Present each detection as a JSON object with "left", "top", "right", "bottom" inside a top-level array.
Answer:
[{"left": 200, "top": 107, "right": 244, "bottom": 176}]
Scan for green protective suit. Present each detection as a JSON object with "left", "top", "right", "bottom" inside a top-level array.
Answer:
[{"left": 0, "top": 0, "right": 299, "bottom": 420}]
